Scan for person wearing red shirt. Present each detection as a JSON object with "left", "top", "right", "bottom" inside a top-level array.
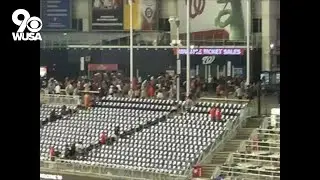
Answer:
[
  {"left": 49, "top": 146, "right": 55, "bottom": 161},
  {"left": 132, "top": 77, "right": 138, "bottom": 90},
  {"left": 215, "top": 108, "right": 222, "bottom": 121},
  {"left": 147, "top": 84, "right": 155, "bottom": 97},
  {"left": 99, "top": 132, "right": 107, "bottom": 145},
  {"left": 209, "top": 106, "right": 216, "bottom": 121}
]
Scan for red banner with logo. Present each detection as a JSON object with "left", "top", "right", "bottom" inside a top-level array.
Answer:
[{"left": 88, "top": 64, "right": 118, "bottom": 71}]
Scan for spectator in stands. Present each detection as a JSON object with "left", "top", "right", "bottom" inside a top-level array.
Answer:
[
  {"left": 215, "top": 108, "right": 222, "bottom": 121},
  {"left": 63, "top": 144, "right": 71, "bottom": 159},
  {"left": 168, "top": 85, "right": 175, "bottom": 99},
  {"left": 73, "top": 86, "right": 79, "bottom": 96},
  {"left": 147, "top": 84, "right": 155, "bottom": 98},
  {"left": 156, "top": 90, "right": 164, "bottom": 99},
  {"left": 43, "top": 118, "right": 49, "bottom": 125},
  {"left": 99, "top": 131, "right": 107, "bottom": 145},
  {"left": 84, "top": 80, "right": 91, "bottom": 92},
  {"left": 209, "top": 106, "right": 216, "bottom": 121},
  {"left": 234, "top": 86, "right": 243, "bottom": 99},
  {"left": 65, "top": 81, "right": 74, "bottom": 95},
  {"left": 170, "top": 102, "right": 180, "bottom": 113},
  {"left": 128, "top": 88, "right": 134, "bottom": 98},
  {"left": 140, "top": 86, "right": 147, "bottom": 98},
  {"left": 246, "top": 84, "right": 253, "bottom": 100},
  {"left": 210, "top": 107, "right": 222, "bottom": 121},
  {"left": 54, "top": 82, "right": 61, "bottom": 94},
  {"left": 84, "top": 93, "right": 91, "bottom": 109},
  {"left": 114, "top": 126, "right": 120, "bottom": 136},
  {"left": 134, "top": 88, "right": 140, "bottom": 98},
  {"left": 183, "top": 95, "right": 194, "bottom": 112},
  {"left": 108, "top": 85, "right": 114, "bottom": 95},
  {"left": 240, "top": 80, "right": 245, "bottom": 91},
  {"left": 75, "top": 142, "right": 84, "bottom": 155},
  {"left": 216, "top": 84, "right": 222, "bottom": 97},
  {"left": 61, "top": 105, "right": 71, "bottom": 116},
  {"left": 122, "top": 83, "right": 130, "bottom": 97},
  {"left": 215, "top": 174, "right": 225, "bottom": 180},
  {"left": 47, "top": 78, "right": 55, "bottom": 94},
  {"left": 49, "top": 146, "right": 55, "bottom": 161},
  {"left": 70, "top": 143, "right": 76, "bottom": 158},
  {"left": 49, "top": 109, "right": 57, "bottom": 122}
]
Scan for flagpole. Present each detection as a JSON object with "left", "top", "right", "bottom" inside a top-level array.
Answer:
[
  {"left": 129, "top": 0, "right": 134, "bottom": 89},
  {"left": 186, "top": 0, "right": 191, "bottom": 97},
  {"left": 246, "top": 0, "right": 251, "bottom": 85}
]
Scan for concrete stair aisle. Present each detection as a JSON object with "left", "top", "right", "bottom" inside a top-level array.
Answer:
[{"left": 199, "top": 117, "right": 263, "bottom": 179}]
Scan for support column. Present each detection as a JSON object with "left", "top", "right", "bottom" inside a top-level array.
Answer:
[
  {"left": 261, "top": 0, "right": 272, "bottom": 71},
  {"left": 261, "top": 0, "right": 279, "bottom": 71},
  {"left": 87, "top": 0, "right": 92, "bottom": 32}
]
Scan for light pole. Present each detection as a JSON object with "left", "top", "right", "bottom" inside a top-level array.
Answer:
[
  {"left": 186, "top": 0, "right": 191, "bottom": 96},
  {"left": 169, "top": 17, "right": 181, "bottom": 101},
  {"left": 246, "top": 0, "right": 251, "bottom": 85},
  {"left": 129, "top": 0, "right": 134, "bottom": 89}
]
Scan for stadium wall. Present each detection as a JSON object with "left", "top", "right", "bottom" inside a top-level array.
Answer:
[{"left": 40, "top": 48, "right": 261, "bottom": 81}]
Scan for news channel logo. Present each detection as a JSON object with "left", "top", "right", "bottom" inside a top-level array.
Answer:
[{"left": 12, "top": 9, "right": 42, "bottom": 41}]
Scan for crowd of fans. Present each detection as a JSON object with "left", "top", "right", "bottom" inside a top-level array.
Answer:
[{"left": 40, "top": 71, "right": 259, "bottom": 101}]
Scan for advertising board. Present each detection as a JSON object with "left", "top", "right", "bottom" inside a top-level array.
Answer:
[
  {"left": 41, "top": 0, "right": 72, "bottom": 30},
  {"left": 92, "top": 0, "right": 124, "bottom": 30}
]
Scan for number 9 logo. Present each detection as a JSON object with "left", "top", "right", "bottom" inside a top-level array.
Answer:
[{"left": 12, "top": 9, "right": 42, "bottom": 33}]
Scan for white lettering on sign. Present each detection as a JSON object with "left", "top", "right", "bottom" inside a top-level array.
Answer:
[
  {"left": 178, "top": 48, "right": 243, "bottom": 55},
  {"left": 223, "top": 49, "right": 241, "bottom": 55}
]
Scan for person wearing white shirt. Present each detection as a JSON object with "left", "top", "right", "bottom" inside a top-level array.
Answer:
[
  {"left": 128, "top": 89, "right": 134, "bottom": 98},
  {"left": 54, "top": 84, "right": 61, "bottom": 94},
  {"left": 156, "top": 91, "right": 164, "bottom": 99},
  {"left": 235, "top": 86, "right": 243, "bottom": 99},
  {"left": 75, "top": 142, "right": 84, "bottom": 154},
  {"left": 183, "top": 96, "right": 194, "bottom": 112},
  {"left": 108, "top": 85, "right": 114, "bottom": 94},
  {"left": 116, "top": 84, "right": 122, "bottom": 92},
  {"left": 84, "top": 83, "right": 90, "bottom": 92},
  {"left": 65, "top": 83, "right": 74, "bottom": 95}
]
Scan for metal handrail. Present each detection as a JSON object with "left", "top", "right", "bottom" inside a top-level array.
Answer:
[
  {"left": 40, "top": 160, "right": 188, "bottom": 180},
  {"left": 186, "top": 103, "right": 250, "bottom": 178},
  {"left": 212, "top": 128, "right": 280, "bottom": 178},
  {"left": 209, "top": 109, "right": 250, "bottom": 179},
  {"left": 40, "top": 94, "right": 81, "bottom": 105}
]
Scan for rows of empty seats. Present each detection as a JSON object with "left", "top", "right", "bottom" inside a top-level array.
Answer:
[
  {"left": 218, "top": 117, "right": 280, "bottom": 180},
  {"left": 149, "top": 101, "right": 248, "bottom": 175},
  {"left": 57, "top": 98, "right": 174, "bottom": 172},
  {"left": 79, "top": 119, "right": 228, "bottom": 175},
  {"left": 191, "top": 102, "right": 246, "bottom": 114},
  {"left": 40, "top": 97, "right": 248, "bottom": 178},
  {"left": 40, "top": 97, "right": 171, "bottom": 162}
]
